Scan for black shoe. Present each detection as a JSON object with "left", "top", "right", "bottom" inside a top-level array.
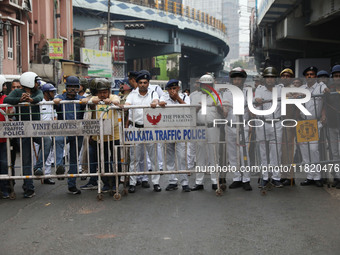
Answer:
[
  {"left": 336, "top": 182, "right": 340, "bottom": 189},
  {"left": 128, "top": 185, "right": 136, "bottom": 193},
  {"left": 243, "top": 182, "right": 252, "bottom": 191},
  {"left": 43, "top": 178, "right": 55, "bottom": 185},
  {"left": 56, "top": 165, "right": 65, "bottom": 175},
  {"left": 282, "top": 178, "right": 295, "bottom": 186},
  {"left": 136, "top": 180, "right": 142, "bottom": 186},
  {"left": 24, "top": 189, "right": 35, "bottom": 198},
  {"left": 315, "top": 180, "right": 323, "bottom": 187},
  {"left": 68, "top": 186, "right": 81, "bottom": 195},
  {"left": 153, "top": 184, "right": 162, "bottom": 192},
  {"left": 300, "top": 179, "right": 315, "bottom": 186},
  {"left": 182, "top": 185, "right": 191, "bottom": 192},
  {"left": 271, "top": 180, "right": 283, "bottom": 188},
  {"left": 229, "top": 181, "right": 243, "bottom": 189},
  {"left": 212, "top": 184, "right": 217, "bottom": 190},
  {"left": 34, "top": 168, "right": 43, "bottom": 176},
  {"left": 191, "top": 184, "right": 204, "bottom": 191},
  {"left": 332, "top": 178, "right": 339, "bottom": 187},
  {"left": 142, "top": 181, "right": 150, "bottom": 188},
  {"left": 166, "top": 184, "right": 178, "bottom": 191}
]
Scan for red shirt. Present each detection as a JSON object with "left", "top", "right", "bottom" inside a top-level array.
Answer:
[{"left": 0, "top": 95, "right": 8, "bottom": 143}]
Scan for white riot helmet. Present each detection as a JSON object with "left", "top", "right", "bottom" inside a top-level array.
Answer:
[
  {"left": 20, "top": 71, "right": 39, "bottom": 89},
  {"left": 199, "top": 74, "right": 214, "bottom": 84},
  {"left": 0, "top": 75, "right": 6, "bottom": 93}
]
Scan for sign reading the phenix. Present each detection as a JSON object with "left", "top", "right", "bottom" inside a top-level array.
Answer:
[{"left": 143, "top": 107, "right": 196, "bottom": 128}]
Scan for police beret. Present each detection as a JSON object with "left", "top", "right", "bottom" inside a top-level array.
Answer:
[
  {"left": 165, "top": 79, "right": 179, "bottom": 89},
  {"left": 136, "top": 72, "right": 151, "bottom": 82},
  {"left": 303, "top": 66, "right": 318, "bottom": 76},
  {"left": 317, "top": 70, "right": 329, "bottom": 77},
  {"left": 128, "top": 71, "right": 138, "bottom": 78}
]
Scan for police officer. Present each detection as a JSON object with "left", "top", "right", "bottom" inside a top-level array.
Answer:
[
  {"left": 223, "top": 67, "right": 252, "bottom": 191},
  {"left": 299, "top": 66, "right": 328, "bottom": 187},
  {"left": 159, "top": 79, "right": 191, "bottom": 192},
  {"left": 254, "top": 67, "right": 284, "bottom": 188},
  {"left": 125, "top": 71, "right": 161, "bottom": 193},
  {"left": 324, "top": 65, "right": 340, "bottom": 189},
  {"left": 317, "top": 70, "right": 330, "bottom": 88},
  {"left": 190, "top": 74, "right": 220, "bottom": 191}
]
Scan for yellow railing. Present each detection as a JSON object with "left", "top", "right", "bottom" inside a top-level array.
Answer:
[{"left": 115, "top": 0, "right": 227, "bottom": 34}]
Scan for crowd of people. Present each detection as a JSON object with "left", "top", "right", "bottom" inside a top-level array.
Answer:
[{"left": 0, "top": 63, "right": 340, "bottom": 199}]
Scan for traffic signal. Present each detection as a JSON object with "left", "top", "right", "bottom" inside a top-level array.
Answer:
[{"left": 124, "top": 23, "right": 145, "bottom": 30}]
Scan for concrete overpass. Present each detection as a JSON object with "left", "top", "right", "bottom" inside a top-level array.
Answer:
[
  {"left": 72, "top": 0, "right": 229, "bottom": 82},
  {"left": 250, "top": 0, "right": 340, "bottom": 73}
]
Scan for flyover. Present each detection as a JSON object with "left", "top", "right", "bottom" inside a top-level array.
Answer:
[{"left": 73, "top": 0, "right": 229, "bottom": 82}]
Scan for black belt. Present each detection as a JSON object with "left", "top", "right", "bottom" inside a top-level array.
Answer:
[{"left": 129, "top": 121, "right": 144, "bottom": 128}]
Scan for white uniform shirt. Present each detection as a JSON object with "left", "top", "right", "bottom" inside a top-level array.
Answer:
[
  {"left": 222, "top": 86, "right": 249, "bottom": 122},
  {"left": 160, "top": 92, "right": 190, "bottom": 105},
  {"left": 190, "top": 90, "right": 223, "bottom": 125},
  {"left": 254, "top": 84, "right": 282, "bottom": 119},
  {"left": 125, "top": 87, "right": 159, "bottom": 125},
  {"left": 40, "top": 99, "right": 57, "bottom": 121},
  {"left": 149, "top": 84, "right": 165, "bottom": 98},
  {"left": 300, "top": 82, "right": 327, "bottom": 120}
]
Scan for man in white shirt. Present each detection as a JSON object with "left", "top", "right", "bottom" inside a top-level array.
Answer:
[
  {"left": 254, "top": 67, "right": 284, "bottom": 188},
  {"left": 33, "top": 83, "right": 56, "bottom": 184},
  {"left": 222, "top": 67, "right": 252, "bottom": 191},
  {"left": 159, "top": 79, "right": 191, "bottom": 192},
  {"left": 125, "top": 72, "right": 161, "bottom": 193},
  {"left": 299, "top": 66, "right": 328, "bottom": 187},
  {"left": 190, "top": 74, "right": 221, "bottom": 191}
]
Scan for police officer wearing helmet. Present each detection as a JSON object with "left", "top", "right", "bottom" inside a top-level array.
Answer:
[
  {"left": 222, "top": 67, "right": 252, "bottom": 191},
  {"left": 53, "top": 76, "right": 86, "bottom": 195},
  {"left": 159, "top": 79, "right": 191, "bottom": 192},
  {"left": 324, "top": 65, "right": 340, "bottom": 189},
  {"left": 254, "top": 67, "right": 284, "bottom": 188},
  {"left": 299, "top": 66, "right": 328, "bottom": 187},
  {"left": 81, "top": 78, "right": 121, "bottom": 193},
  {"left": 33, "top": 83, "right": 57, "bottom": 184},
  {"left": 190, "top": 73, "right": 220, "bottom": 191},
  {"left": 4, "top": 71, "right": 45, "bottom": 198}
]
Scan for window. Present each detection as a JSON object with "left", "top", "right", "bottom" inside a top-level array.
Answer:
[{"left": 8, "top": 27, "right": 14, "bottom": 59}]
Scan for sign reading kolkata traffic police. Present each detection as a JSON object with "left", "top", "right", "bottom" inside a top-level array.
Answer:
[{"left": 0, "top": 120, "right": 112, "bottom": 138}]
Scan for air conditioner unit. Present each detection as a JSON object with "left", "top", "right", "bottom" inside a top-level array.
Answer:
[{"left": 41, "top": 55, "right": 51, "bottom": 64}]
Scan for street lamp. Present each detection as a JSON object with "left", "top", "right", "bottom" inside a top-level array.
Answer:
[{"left": 5, "top": 21, "right": 11, "bottom": 32}]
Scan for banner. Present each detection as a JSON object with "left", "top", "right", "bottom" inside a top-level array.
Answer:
[
  {"left": 143, "top": 107, "right": 197, "bottom": 128},
  {"left": 80, "top": 48, "right": 112, "bottom": 78},
  {"left": 0, "top": 120, "right": 112, "bottom": 138},
  {"left": 48, "top": 39, "right": 63, "bottom": 59},
  {"left": 124, "top": 127, "right": 206, "bottom": 144}
]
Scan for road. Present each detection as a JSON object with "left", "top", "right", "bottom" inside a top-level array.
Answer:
[{"left": 0, "top": 177, "right": 340, "bottom": 255}]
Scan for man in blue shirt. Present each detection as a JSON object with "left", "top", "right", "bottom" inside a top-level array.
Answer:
[{"left": 53, "top": 76, "right": 85, "bottom": 194}]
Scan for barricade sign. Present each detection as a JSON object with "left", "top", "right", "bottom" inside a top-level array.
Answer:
[
  {"left": 0, "top": 119, "right": 112, "bottom": 138},
  {"left": 124, "top": 127, "right": 206, "bottom": 144},
  {"left": 143, "top": 107, "right": 197, "bottom": 128},
  {"left": 296, "top": 119, "right": 319, "bottom": 143}
]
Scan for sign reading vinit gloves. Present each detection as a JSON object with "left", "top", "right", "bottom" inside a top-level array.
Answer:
[
  {"left": 143, "top": 107, "right": 196, "bottom": 128},
  {"left": 0, "top": 120, "right": 112, "bottom": 138}
]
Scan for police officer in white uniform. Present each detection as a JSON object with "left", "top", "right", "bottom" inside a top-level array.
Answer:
[
  {"left": 125, "top": 72, "right": 161, "bottom": 193},
  {"left": 159, "top": 79, "right": 191, "bottom": 192},
  {"left": 299, "top": 66, "right": 328, "bottom": 187},
  {"left": 222, "top": 67, "right": 252, "bottom": 191},
  {"left": 190, "top": 74, "right": 221, "bottom": 191},
  {"left": 254, "top": 67, "right": 284, "bottom": 188}
]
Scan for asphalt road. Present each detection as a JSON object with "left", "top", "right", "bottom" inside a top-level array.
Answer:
[{"left": 1, "top": 177, "right": 340, "bottom": 255}]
